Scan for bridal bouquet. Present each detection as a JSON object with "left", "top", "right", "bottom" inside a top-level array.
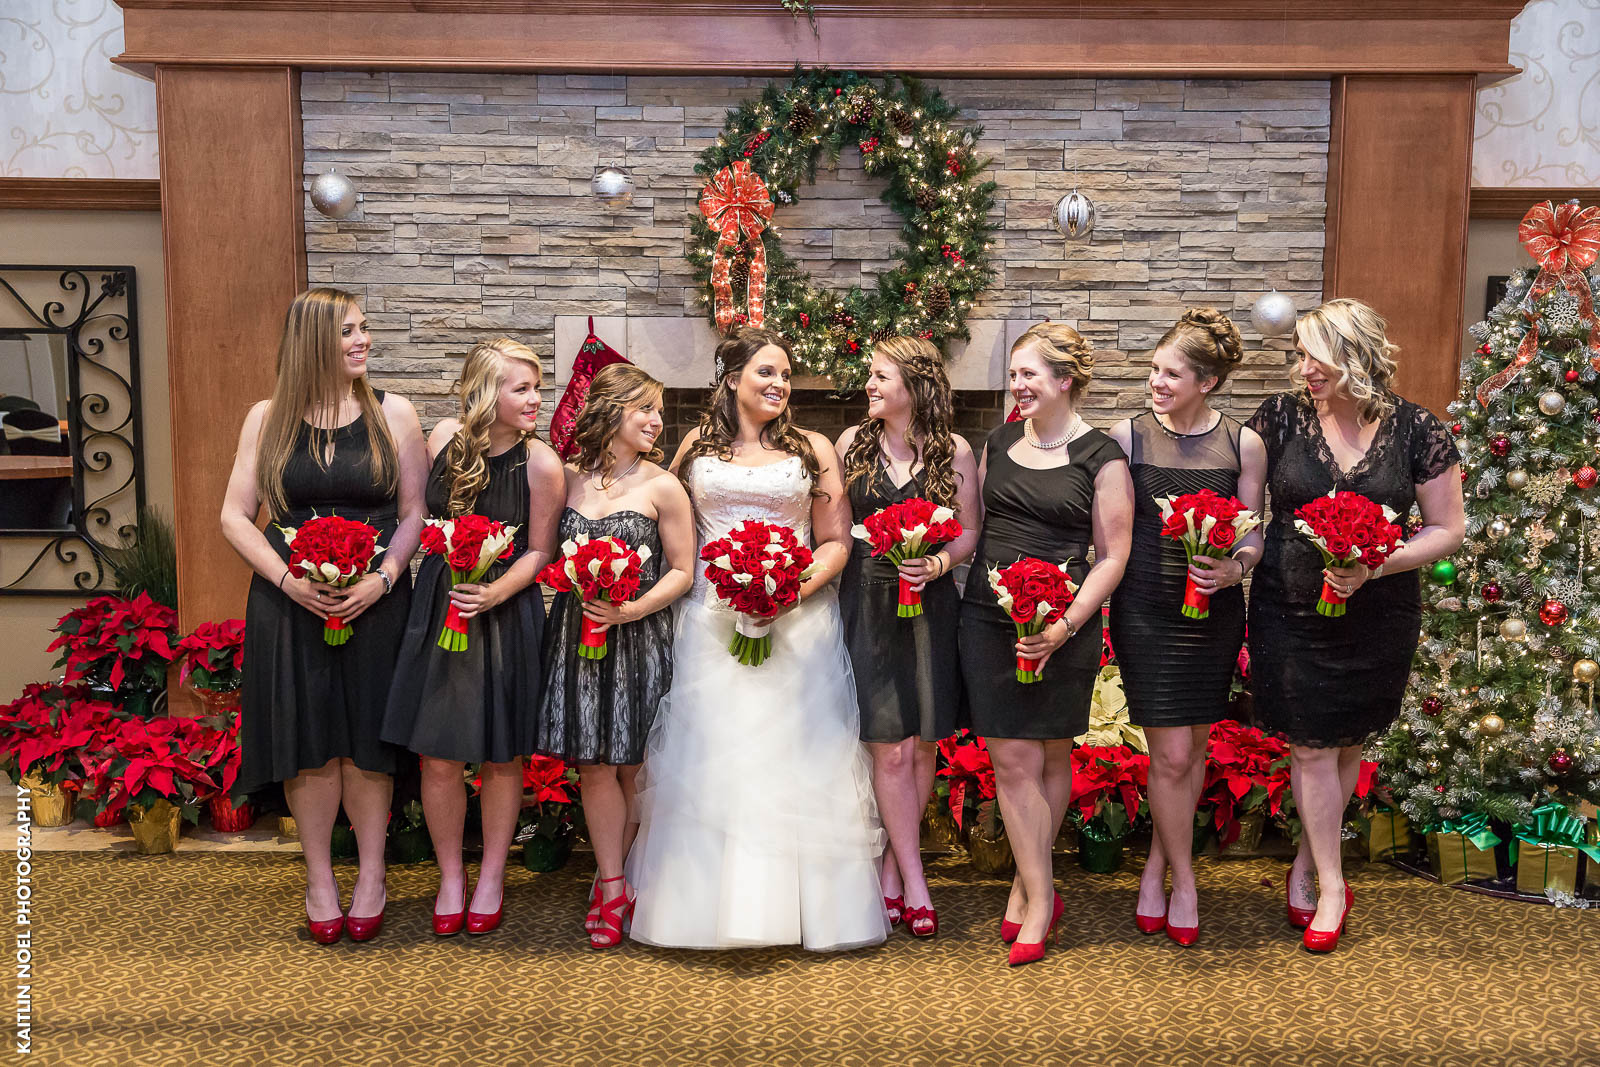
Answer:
[
  {"left": 700, "top": 519, "right": 816, "bottom": 667},
  {"left": 421, "top": 515, "right": 519, "bottom": 652},
  {"left": 1293, "top": 490, "right": 1404, "bottom": 617},
  {"left": 1156, "top": 489, "right": 1262, "bottom": 620},
  {"left": 987, "top": 557, "right": 1078, "bottom": 684},
  {"left": 850, "top": 497, "right": 964, "bottom": 618},
  {"left": 536, "top": 534, "right": 650, "bottom": 661},
  {"left": 278, "top": 514, "right": 384, "bottom": 646}
]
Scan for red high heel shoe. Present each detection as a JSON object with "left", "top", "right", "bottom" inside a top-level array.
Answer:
[
  {"left": 904, "top": 904, "right": 938, "bottom": 939},
  {"left": 1302, "top": 884, "right": 1353, "bottom": 953},
  {"left": 345, "top": 888, "right": 386, "bottom": 943},
  {"left": 883, "top": 895, "right": 904, "bottom": 927},
  {"left": 432, "top": 886, "right": 466, "bottom": 937},
  {"left": 305, "top": 890, "right": 344, "bottom": 945},
  {"left": 590, "top": 876, "right": 632, "bottom": 949},
  {"left": 1285, "top": 869, "right": 1317, "bottom": 929},
  {"left": 1134, "top": 907, "right": 1167, "bottom": 936},
  {"left": 585, "top": 877, "right": 602, "bottom": 932},
  {"left": 1006, "top": 892, "right": 1063, "bottom": 967},
  {"left": 1165, "top": 919, "right": 1198, "bottom": 947},
  {"left": 467, "top": 883, "right": 503, "bottom": 935},
  {"left": 1000, "top": 917, "right": 1022, "bottom": 944}
]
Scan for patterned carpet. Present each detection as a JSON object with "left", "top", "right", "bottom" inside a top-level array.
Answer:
[{"left": 30, "top": 850, "right": 1599, "bottom": 1066}]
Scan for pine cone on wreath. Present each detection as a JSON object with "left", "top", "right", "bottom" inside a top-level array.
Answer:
[
  {"left": 925, "top": 283, "right": 951, "bottom": 318},
  {"left": 786, "top": 103, "right": 816, "bottom": 136},
  {"left": 870, "top": 324, "right": 896, "bottom": 343},
  {"left": 914, "top": 187, "right": 940, "bottom": 213},
  {"left": 887, "top": 106, "right": 914, "bottom": 135},
  {"left": 729, "top": 256, "right": 750, "bottom": 291}
]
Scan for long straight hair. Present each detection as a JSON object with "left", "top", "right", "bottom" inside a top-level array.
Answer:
[
  {"left": 441, "top": 338, "right": 542, "bottom": 516},
  {"left": 256, "top": 288, "right": 397, "bottom": 517}
]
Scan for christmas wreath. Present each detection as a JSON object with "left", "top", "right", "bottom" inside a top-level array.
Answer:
[{"left": 687, "top": 68, "right": 997, "bottom": 390}]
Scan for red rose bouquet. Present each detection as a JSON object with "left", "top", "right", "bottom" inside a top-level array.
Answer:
[
  {"left": 420, "top": 515, "right": 520, "bottom": 652},
  {"left": 278, "top": 514, "right": 384, "bottom": 645},
  {"left": 850, "top": 496, "right": 964, "bottom": 618},
  {"left": 1156, "top": 489, "right": 1262, "bottom": 619},
  {"left": 536, "top": 533, "right": 651, "bottom": 661},
  {"left": 986, "top": 557, "right": 1079, "bottom": 684},
  {"left": 700, "top": 519, "right": 817, "bottom": 667},
  {"left": 1293, "top": 490, "right": 1403, "bottom": 617}
]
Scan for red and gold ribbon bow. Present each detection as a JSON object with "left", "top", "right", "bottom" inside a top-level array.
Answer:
[
  {"left": 1478, "top": 200, "right": 1600, "bottom": 407},
  {"left": 698, "top": 160, "right": 774, "bottom": 333}
]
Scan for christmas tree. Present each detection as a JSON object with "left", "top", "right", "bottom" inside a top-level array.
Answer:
[{"left": 1381, "top": 199, "right": 1600, "bottom": 829}]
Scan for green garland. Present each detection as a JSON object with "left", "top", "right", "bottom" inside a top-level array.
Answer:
[{"left": 687, "top": 68, "right": 997, "bottom": 391}]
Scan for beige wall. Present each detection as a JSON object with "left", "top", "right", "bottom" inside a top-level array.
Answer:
[
  {"left": 0, "top": 209, "right": 170, "bottom": 700},
  {"left": 1462, "top": 217, "right": 1535, "bottom": 355}
]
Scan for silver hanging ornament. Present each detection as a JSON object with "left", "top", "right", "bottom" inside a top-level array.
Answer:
[
  {"left": 1506, "top": 469, "right": 1529, "bottom": 491},
  {"left": 1053, "top": 190, "right": 1095, "bottom": 242},
  {"left": 1486, "top": 518, "right": 1511, "bottom": 540},
  {"left": 309, "top": 170, "right": 360, "bottom": 219},
  {"left": 1250, "top": 290, "right": 1297, "bottom": 338},
  {"left": 1499, "top": 617, "right": 1528, "bottom": 642},
  {"left": 590, "top": 166, "right": 635, "bottom": 208},
  {"left": 1538, "top": 391, "right": 1567, "bottom": 416}
]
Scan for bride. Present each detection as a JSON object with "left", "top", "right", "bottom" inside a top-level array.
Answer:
[{"left": 626, "top": 328, "right": 889, "bottom": 952}]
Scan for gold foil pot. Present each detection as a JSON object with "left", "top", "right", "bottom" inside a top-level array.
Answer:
[
  {"left": 919, "top": 798, "right": 964, "bottom": 854},
  {"left": 1219, "top": 810, "right": 1267, "bottom": 857},
  {"left": 22, "top": 774, "right": 74, "bottom": 828},
  {"left": 967, "top": 822, "right": 1016, "bottom": 877},
  {"left": 127, "top": 798, "right": 183, "bottom": 854}
]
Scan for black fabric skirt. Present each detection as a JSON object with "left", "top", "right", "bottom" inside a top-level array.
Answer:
[
  {"left": 380, "top": 555, "right": 544, "bottom": 764},
  {"left": 958, "top": 601, "right": 1100, "bottom": 741},
  {"left": 1110, "top": 572, "right": 1243, "bottom": 729},
  {"left": 839, "top": 560, "right": 962, "bottom": 744}
]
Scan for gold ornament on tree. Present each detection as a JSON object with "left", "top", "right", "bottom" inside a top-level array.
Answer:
[
  {"left": 1538, "top": 391, "right": 1567, "bottom": 416},
  {"left": 1505, "top": 469, "right": 1529, "bottom": 491},
  {"left": 1574, "top": 659, "right": 1600, "bottom": 684},
  {"left": 1478, "top": 713, "right": 1506, "bottom": 736},
  {"left": 1499, "top": 617, "right": 1528, "bottom": 642}
]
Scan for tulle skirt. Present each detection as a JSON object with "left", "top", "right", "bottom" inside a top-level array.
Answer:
[{"left": 626, "top": 586, "right": 889, "bottom": 952}]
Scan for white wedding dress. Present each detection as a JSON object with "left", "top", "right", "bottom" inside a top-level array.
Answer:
[{"left": 627, "top": 455, "right": 889, "bottom": 952}]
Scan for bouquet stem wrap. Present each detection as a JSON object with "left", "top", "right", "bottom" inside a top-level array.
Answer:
[
  {"left": 579, "top": 616, "right": 609, "bottom": 660},
  {"left": 897, "top": 576, "right": 922, "bottom": 618},
  {"left": 1316, "top": 576, "right": 1347, "bottom": 617},
  {"left": 730, "top": 614, "right": 775, "bottom": 667},
  {"left": 1013, "top": 617, "right": 1046, "bottom": 684},
  {"left": 438, "top": 575, "right": 472, "bottom": 653},
  {"left": 323, "top": 611, "right": 350, "bottom": 646}
]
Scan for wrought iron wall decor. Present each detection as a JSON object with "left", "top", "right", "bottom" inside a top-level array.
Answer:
[{"left": 0, "top": 266, "right": 146, "bottom": 595}]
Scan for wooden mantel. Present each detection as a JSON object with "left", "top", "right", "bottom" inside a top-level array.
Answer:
[{"left": 112, "top": 0, "right": 1528, "bottom": 630}]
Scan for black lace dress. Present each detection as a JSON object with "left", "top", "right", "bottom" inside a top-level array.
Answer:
[
  {"left": 381, "top": 441, "right": 544, "bottom": 764},
  {"left": 536, "top": 508, "right": 673, "bottom": 765},
  {"left": 237, "top": 404, "right": 413, "bottom": 794},
  {"left": 1110, "top": 412, "right": 1247, "bottom": 728},
  {"left": 839, "top": 464, "right": 962, "bottom": 744},
  {"left": 959, "top": 421, "right": 1125, "bottom": 740},
  {"left": 1245, "top": 393, "right": 1459, "bottom": 747}
]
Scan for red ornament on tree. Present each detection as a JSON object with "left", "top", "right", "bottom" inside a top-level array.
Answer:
[
  {"left": 1548, "top": 748, "right": 1573, "bottom": 774},
  {"left": 1451, "top": 422, "right": 1463, "bottom": 435},
  {"left": 1489, "top": 435, "right": 1511, "bottom": 457},
  {"left": 1481, "top": 582, "right": 1502, "bottom": 602},
  {"left": 1539, "top": 598, "right": 1569, "bottom": 626},
  {"left": 1574, "top": 466, "right": 1598, "bottom": 490},
  {"left": 1566, "top": 369, "right": 1581, "bottom": 383},
  {"left": 1422, "top": 695, "right": 1443, "bottom": 716},
  {"left": 1476, "top": 343, "right": 1491, "bottom": 355}
]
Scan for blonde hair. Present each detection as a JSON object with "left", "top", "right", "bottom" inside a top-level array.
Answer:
[
  {"left": 441, "top": 338, "right": 542, "bottom": 516},
  {"left": 1155, "top": 308, "right": 1244, "bottom": 387},
  {"left": 1294, "top": 298, "right": 1398, "bottom": 423},
  {"left": 256, "top": 288, "right": 397, "bottom": 518},
  {"left": 842, "top": 336, "right": 959, "bottom": 507},
  {"left": 571, "top": 363, "right": 666, "bottom": 486},
  {"left": 1012, "top": 321, "right": 1094, "bottom": 400}
]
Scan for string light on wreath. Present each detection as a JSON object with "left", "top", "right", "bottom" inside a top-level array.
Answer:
[{"left": 687, "top": 68, "right": 997, "bottom": 388}]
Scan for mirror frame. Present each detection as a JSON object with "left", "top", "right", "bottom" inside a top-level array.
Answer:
[{"left": 0, "top": 266, "right": 146, "bottom": 596}]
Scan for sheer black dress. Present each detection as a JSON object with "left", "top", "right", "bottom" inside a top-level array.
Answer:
[
  {"left": 959, "top": 420, "right": 1125, "bottom": 740},
  {"left": 1245, "top": 392, "right": 1458, "bottom": 747},
  {"left": 535, "top": 508, "right": 673, "bottom": 766},
  {"left": 237, "top": 402, "right": 413, "bottom": 794},
  {"left": 381, "top": 441, "right": 543, "bottom": 764},
  {"left": 1109, "top": 411, "right": 1246, "bottom": 728},
  {"left": 839, "top": 463, "right": 962, "bottom": 744}
]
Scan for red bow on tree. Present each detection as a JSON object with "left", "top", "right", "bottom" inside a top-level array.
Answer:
[
  {"left": 698, "top": 160, "right": 774, "bottom": 333},
  {"left": 1478, "top": 200, "right": 1600, "bottom": 407}
]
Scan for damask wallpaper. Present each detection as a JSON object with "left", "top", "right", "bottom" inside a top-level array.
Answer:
[
  {"left": 1473, "top": 0, "right": 1600, "bottom": 186},
  {"left": 0, "top": 0, "right": 157, "bottom": 179}
]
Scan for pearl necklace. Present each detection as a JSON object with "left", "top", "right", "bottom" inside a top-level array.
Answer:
[{"left": 1024, "top": 414, "right": 1082, "bottom": 450}]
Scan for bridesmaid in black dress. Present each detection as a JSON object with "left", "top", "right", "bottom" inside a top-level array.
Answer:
[
  {"left": 535, "top": 364, "right": 694, "bottom": 949},
  {"left": 1108, "top": 309, "right": 1266, "bottom": 947},
  {"left": 835, "top": 337, "right": 980, "bottom": 940},
  {"left": 222, "top": 288, "right": 427, "bottom": 944},
  {"left": 381, "top": 338, "right": 564, "bottom": 936},
  {"left": 1247, "top": 298, "right": 1463, "bottom": 952},
  {"left": 958, "top": 322, "right": 1134, "bottom": 966}
]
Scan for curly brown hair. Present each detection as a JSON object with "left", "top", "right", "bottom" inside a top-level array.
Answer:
[
  {"left": 679, "top": 327, "right": 824, "bottom": 497},
  {"left": 1154, "top": 307, "right": 1244, "bottom": 387},
  {"left": 842, "top": 336, "right": 959, "bottom": 507},
  {"left": 570, "top": 363, "right": 665, "bottom": 485}
]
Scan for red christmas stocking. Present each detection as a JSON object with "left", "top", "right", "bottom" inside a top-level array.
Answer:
[{"left": 550, "top": 317, "right": 631, "bottom": 458}]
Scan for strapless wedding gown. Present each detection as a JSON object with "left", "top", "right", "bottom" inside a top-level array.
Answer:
[{"left": 627, "top": 455, "right": 889, "bottom": 952}]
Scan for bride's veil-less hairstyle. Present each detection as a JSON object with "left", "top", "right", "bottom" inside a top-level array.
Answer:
[
  {"left": 441, "top": 337, "right": 542, "bottom": 516},
  {"left": 680, "top": 327, "right": 823, "bottom": 497},
  {"left": 256, "top": 287, "right": 398, "bottom": 518},
  {"left": 842, "top": 336, "right": 959, "bottom": 507}
]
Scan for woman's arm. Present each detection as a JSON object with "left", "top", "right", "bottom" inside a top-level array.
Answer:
[
  {"left": 328, "top": 394, "right": 428, "bottom": 624},
  {"left": 1189, "top": 424, "right": 1267, "bottom": 593},
  {"left": 802, "top": 431, "right": 852, "bottom": 595},
  {"left": 1327, "top": 464, "right": 1465, "bottom": 596},
  {"left": 583, "top": 470, "right": 697, "bottom": 630}
]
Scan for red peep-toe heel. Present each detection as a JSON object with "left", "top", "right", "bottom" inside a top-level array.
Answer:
[{"left": 590, "top": 876, "right": 632, "bottom": 949}]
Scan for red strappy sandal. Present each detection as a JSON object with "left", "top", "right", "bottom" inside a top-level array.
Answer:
[{"left": 589, "top": 876, "right": 633, "bottom": 949}]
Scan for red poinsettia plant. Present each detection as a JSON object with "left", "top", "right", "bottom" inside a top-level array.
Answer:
[
  {"left": 700, "top": 519, "right": 817, "bottom": 666},
  {"left": 420, "top": 514, "right": 520, "bottom": 652},
  {"left": 0, "top": 683, "right": 121, "bottom": 791},
  {"left": 1292, "top": 490, "right": 1403, "bottom": 616},
  {"left": 850, "top": 496, "right": 964, "bottom": 617},
  {"left": 175, "top": 619, "right": 245, "bottom": 693},
  {"left": 935, "top": 730, "right": 996, "bottom": 832},
  {"left": 514, "top": 754, "right": 582, "bottom": 843},
  {"left": 79, "top": 714, "right": 214, "bottom": 822},
  {"left": 537, "top": 533, "right": 650, "bottom": 660},
  {"left": 1156, "top": 489, "right": 1261, "bottom": 619},
  {"left": 278, "top": 514, "right": 385, "bottom": 645},
  {"left": 46, "top": 593, "right": 178, "bottom": 717},
  {"left": 1199, "top": 719, "right": 1292, "bottom": 846},
  {"left": 1070, "top": 744, "right": 1149, "bottom": 841},
  {"left": 986, "top": 557, "right": 1078, "bottom": 683}
]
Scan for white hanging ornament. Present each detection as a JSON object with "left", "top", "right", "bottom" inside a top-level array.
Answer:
[
  {"left": 1538, "top": 391, "right": 1566, "bottom": 416},
  {"left": 590, "top": 166, "right": 635, "bottom": 208},
  {"left": 1053, "top": 190, "right": 1095, "bottom": 242},
  {"left": 1506, "top": 469, "right": 1529, "bottom": 491},
  {"left": 309, "top": 170, "right": 360, "bottom": 219},
  {"left": 896, "top": 132, "right": 914, "bottom": 149},
  {"left": 1250, "top": 290, "right": 1297, "bottom": 338}
]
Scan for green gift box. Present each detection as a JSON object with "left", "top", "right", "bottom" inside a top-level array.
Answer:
[
  {"left": 1360, "top": 807, "right": 1412, "bottom": 861},
  {"left": 1424, "top": 813, "right": 1501, "bottom": 885},
  {"left": 1510, "top": 802, "right": 1599, "bottom": 896}
]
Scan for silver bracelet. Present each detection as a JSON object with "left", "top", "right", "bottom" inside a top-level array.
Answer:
[{"left": 378, "top": 570, "right": 393, "bottom": 595}]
